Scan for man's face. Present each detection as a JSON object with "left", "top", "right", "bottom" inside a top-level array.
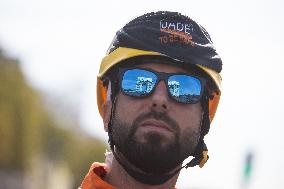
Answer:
[{"left": 104, "top": 62, "right": 203, "bottom": 174}]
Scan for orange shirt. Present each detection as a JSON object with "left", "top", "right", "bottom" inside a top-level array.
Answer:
[
  {"left": 80, "top": 162, "right": 177, "bottom": 189},
  {"left": 80, "top": 162, "right": 116, "bottom": 189}
]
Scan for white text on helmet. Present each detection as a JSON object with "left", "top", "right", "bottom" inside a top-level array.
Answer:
[{"left": 160, "top": 21, "right": 193, "bottom": 35}]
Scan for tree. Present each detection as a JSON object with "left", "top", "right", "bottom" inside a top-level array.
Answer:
[{"left": 0, "top": 48, "right": 106, "bottom": 189}]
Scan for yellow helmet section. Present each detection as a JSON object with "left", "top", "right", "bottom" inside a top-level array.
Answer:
[
  {"left": 196, "top": 65, "right": 222, "bottom": 92},
  {"left": 196, "top": 65, "right": 222, "bottom": 122},
  {"left": 98, "top": 47, "right": 161, "bottom": 78},
  {"left": 97, "top": 47, "right": 222, "bottom": 122}
]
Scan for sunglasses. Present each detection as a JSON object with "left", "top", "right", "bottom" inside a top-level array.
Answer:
[{"left": 118, "top": 68, "right": 206, "bottom": 104}]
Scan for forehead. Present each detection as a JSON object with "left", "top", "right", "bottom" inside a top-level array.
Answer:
[{"left": 133, "top": 62, "right": 192, "bottom": 74}]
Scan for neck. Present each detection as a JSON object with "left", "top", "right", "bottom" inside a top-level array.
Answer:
[{"left": 104, "top": 157, "right": 180, "bottom": 189}]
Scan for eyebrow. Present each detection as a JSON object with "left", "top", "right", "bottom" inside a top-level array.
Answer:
[{"left": 133, "top": 64, "right": 202, "bottom": 77}]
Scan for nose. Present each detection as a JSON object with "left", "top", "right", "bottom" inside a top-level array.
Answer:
[{"left": 150, "top": 81, "right": 170, "bottom": 111}]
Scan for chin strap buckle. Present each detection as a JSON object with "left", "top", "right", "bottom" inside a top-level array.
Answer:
[
  {"left": 199, "top": 150, "right": 209, "bottom": 168},
  {"left": 184, "top": 150, "right": 209, "bottom": 169}
]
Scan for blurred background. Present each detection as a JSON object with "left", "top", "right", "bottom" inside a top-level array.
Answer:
[{"left": 0, "top": 0, "right": 283, "bottom": 189}]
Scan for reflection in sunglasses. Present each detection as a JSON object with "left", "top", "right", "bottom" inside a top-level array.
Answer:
[{"left": 120, "top": 68, "right": 204, "bottom": 104}]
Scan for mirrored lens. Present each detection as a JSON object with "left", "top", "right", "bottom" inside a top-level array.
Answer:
[
  {"left": 168, "top": 75, "right": 202, "bottom": 103},
  {"left": 122, "top": 69, "right": 157, "bottom": 97}
]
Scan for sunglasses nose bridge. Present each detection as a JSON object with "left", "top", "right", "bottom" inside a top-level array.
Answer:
[
  {"left": 155, "top": 72, "right": 169, "bottom": 89},
  {"left": 154, "top": 72, "right": 170, "bottom": 94},
  {"left": 150, "top": 79, "right": 171, "bottom": 110}
]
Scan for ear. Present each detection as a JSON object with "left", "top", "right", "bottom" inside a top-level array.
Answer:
[{"left": 102, "top": 101, "right": 112, "bottom": 132}]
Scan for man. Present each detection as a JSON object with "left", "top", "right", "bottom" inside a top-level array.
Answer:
[{"left": 80, "top": 11, "right": 222, "bottom": 189}]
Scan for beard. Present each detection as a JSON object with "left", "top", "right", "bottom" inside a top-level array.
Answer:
[{"left": 111, "top": 110, "right": 201, "bottom": 174}]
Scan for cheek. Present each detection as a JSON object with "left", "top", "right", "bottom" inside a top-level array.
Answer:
[
  {"left": 174, "top": 104, "right": 202, "bottom": 142},
  {"left": 115, "top": 94, "right": 146, "bottom": 122},
  {"left": 179, "top": 124, "right": 201, "bottom": 155},
  {"left": 173, "top": 104, "right": 203, "bottom": 133},
  {"left": 176, "top": 105, "right": 202, "bottom": 154}
]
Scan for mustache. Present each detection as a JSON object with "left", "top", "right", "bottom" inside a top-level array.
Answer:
[{"left": 130, "top": 110, "right": 179, "bottom": 136}]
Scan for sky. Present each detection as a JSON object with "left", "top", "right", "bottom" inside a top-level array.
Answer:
[{"left": 0, "top": 0, "right": 284, "bottom": 188}]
